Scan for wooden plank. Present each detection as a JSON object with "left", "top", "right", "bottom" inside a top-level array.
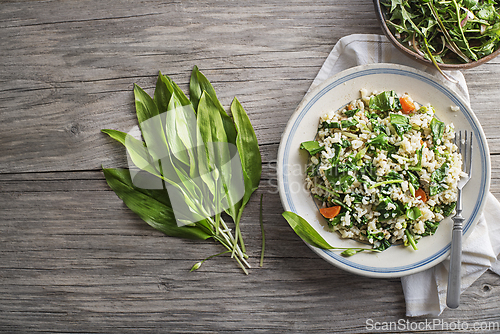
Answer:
[
  {"left": 1, "top": 0, "right": 500, "bottom": 332},
  {"left": 1, "top": 62, "right": 499, "bottom": 173},
  {"left": 1, "top": 172, "right": 499, "bottom": 332},
  {"left": 0, "top": 0, "right": 421, "bottom": 174}
]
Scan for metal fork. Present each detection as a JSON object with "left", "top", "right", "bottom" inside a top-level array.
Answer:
[{"left": 446, "top": 131, "right": 473, "bottom": 309}]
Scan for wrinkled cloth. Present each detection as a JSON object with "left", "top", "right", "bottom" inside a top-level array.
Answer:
[{"left": 309, "top": 34, "right": 500, "bottom": 317}]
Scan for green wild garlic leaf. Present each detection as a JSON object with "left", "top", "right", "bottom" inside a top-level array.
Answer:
[
  {"left": 300, "top": 141, "right": 325, "bottom": 155},
  {"left": 102, "top": 67, "right": 262, "bottom": 274}
]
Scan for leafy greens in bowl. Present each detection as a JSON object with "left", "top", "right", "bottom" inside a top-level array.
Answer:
[{"left": 374, "top": 0, "right": 500, "bottom": 71}]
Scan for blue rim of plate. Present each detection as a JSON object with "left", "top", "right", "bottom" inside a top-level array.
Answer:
[{"left": 280, "top": 64, "right": 490, "bottom": 277}]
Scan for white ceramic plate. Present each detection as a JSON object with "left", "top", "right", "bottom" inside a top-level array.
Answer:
[{"left": 277, "top": 63, "right": 490, "bottom": 278}]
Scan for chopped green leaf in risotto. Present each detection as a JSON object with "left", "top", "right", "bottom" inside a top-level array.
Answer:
[{"left": 301, "top": 89, "right": 462, "bottom": 252}]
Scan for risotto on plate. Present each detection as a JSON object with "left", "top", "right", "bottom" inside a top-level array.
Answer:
[{"left": 300, "top": 89, "right": 463, "bottom": 251}]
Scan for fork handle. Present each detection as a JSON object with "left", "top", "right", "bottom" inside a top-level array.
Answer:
[{"left": 446, "top": 216, "right": 464, "bottom": 309}]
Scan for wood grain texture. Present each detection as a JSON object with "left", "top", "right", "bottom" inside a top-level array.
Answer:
[{"left": 1, "top": 0, "right": 499, "bottom": 333}]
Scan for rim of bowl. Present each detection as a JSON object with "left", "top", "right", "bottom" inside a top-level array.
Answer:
[{"left": 373, "top": 0, "right": 500, "bottom": 70}]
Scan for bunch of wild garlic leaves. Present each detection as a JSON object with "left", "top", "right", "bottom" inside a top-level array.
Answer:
[
  {"left": 102, "top": 66, "right": 262, "bottom": 274},
  {"left": 382, "top": 0, "right": 500, "bottom": 76}
]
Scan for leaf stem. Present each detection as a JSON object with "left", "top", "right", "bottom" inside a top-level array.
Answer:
[
  {"left": 422, "top": 36, "right": 459, "bottom": 84},
  {"left": 237, "top": 222, "right": 246, "bottom": 253},
  {"left": 405, "top": 229, "right": 418, "bottom": 251},
  {"left": 234, "top": 209, "right": 247, "bottom": 253},
  {"left": 427, "top": 1, "right": 471, "bottom": 63},
  {"left": 219, "top": 217, "right": 249, "bottom": 260},
  {"left": 451, "top": 0, "right": 477, "bottom": 61},
  {"left": 212, "top": 234, "right": 249, "bottom": 275},
  {"left": 210, "top": 216, "right": 251, "bottom": 272},
  {"left": 230, "top": 217, "right": 241, "bottom": 259},
  {"left": 190, "top": 250, "right": 231, "bottom": 271}
]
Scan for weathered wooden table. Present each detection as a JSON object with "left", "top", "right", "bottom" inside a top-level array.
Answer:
[{"left": 1, "top": 1, "right": 499, "bottom": 332}]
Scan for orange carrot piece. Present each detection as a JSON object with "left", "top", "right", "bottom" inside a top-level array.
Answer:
[
  {"left": 399, "top": 95, "right": 415, "bottom": 114},
  {"left": 319, "top": 206, "right": 341, "bottom": 219},
  {"left": 415, "top": 188, "right": 428, "bottom": 202}
]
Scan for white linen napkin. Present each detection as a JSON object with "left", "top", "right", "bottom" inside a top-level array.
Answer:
[{"left": 308, "top": 34, "right": 500, "bottom": 317}]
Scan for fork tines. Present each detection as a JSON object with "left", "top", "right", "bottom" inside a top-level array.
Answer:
[{"left": 455, "top": 130, "right": 473, "bottom": 176}]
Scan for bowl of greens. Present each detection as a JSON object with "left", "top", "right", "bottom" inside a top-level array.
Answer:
[{"left": 374, "top": 0, "right": 500, "bottom": 71}]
